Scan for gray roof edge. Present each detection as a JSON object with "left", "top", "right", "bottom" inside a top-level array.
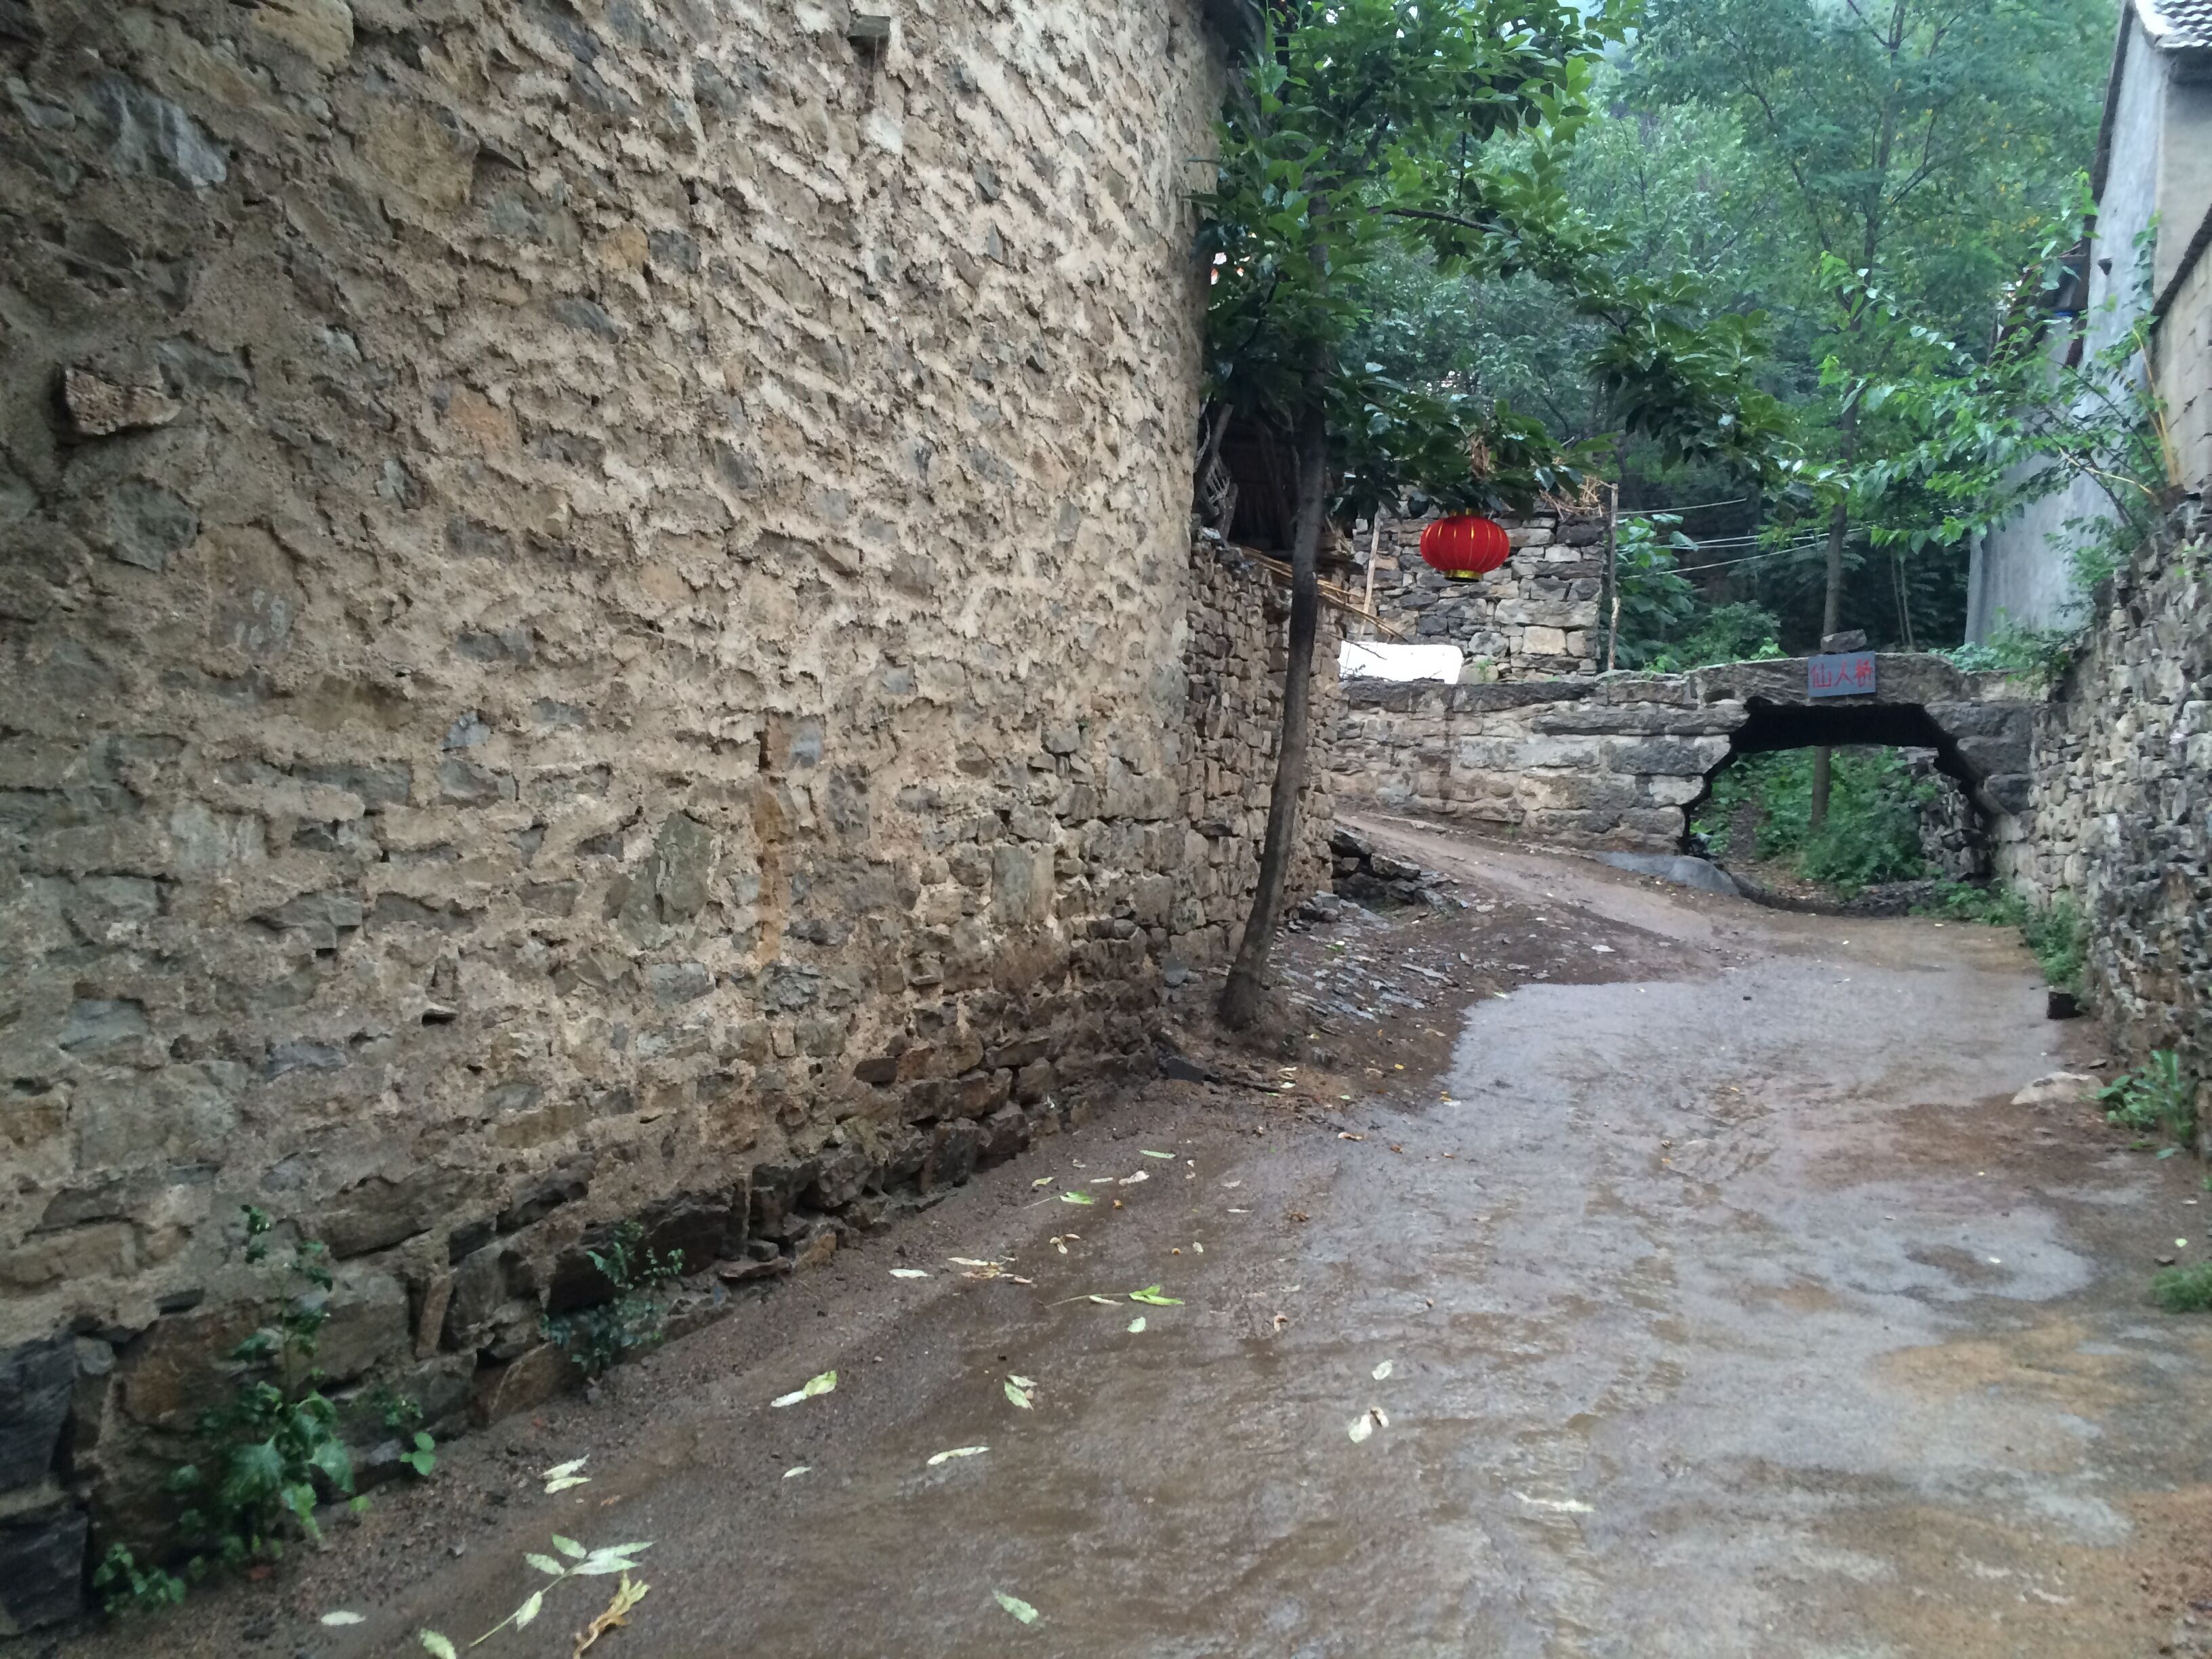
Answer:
[
  {"left": 2091, "top": 5, "right": 2139, "bottom": 203},
  {"left": 2137, "top": 0, "right": 2212, "bottom": 53}
]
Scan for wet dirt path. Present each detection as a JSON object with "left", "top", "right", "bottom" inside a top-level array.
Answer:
[{"left": 62, "top": 825, "right": 2212, "bottom": 1659}]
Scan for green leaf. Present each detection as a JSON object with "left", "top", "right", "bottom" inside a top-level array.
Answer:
[
  {"left": 1004, "top": 1379, "right": 1033, "bottom": 1410},
  {"left": 511, "top": 1591, "right": 544, "bottom": 1632},
  {"left": 1139, "top": 1149, "right": 1174, "bottom": 1159},
  {"left": 926, "top": 1446, "right": 989, "bottom": 1467},
  {"left": 420, "top": 1634, "right": 459, "bottom": 1658},
  {"left": 541, "top": 1457, "right": 588, "bottom": 1480},
  {"left": 321, "top": 1611, "right": 365, "bottom": 1626},
  {"left": 771, "top": 1369, "right": 838, "bottom": 1407},
  {"left": 994, "top": 1591, "right": 1040, "bottom": 1625},
  {"left": 1130, "top": 1286, "right": 1183, "bottom": 1307},
  {"left": 1126, "top": 1317, "right": 1146, "bottom": 1334},
  {"left": 1059, "top": 1191, "right": 1096, "bottom": 1206},
  {"left": 525, "top": 1553, "right": 568, "bottom": 1576},
  {"left": 552, "top": 1534, "right": 588, "bottom": 1559}
]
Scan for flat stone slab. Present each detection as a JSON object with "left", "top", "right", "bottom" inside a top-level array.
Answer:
[{"left": 1594, "top": 851, "right": 1742, "bottom": 896}]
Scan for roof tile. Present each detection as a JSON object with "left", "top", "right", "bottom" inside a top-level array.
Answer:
[{"left": 2143, "top": 0, "right": 2212, "bottom": 50}]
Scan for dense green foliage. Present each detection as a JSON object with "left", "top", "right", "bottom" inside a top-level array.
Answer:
[
  {"left": 1696, "top": 749, "right": 1930, "bottom": 888},
  {"left": 1349, "top": 0, "right": 2122, "bottom": 658}
]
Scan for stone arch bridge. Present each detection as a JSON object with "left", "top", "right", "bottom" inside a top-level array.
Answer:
[{"left": 1333, "top": 655, "right": 2039, "bottom": 863}]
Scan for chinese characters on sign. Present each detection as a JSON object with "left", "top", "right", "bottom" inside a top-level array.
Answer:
[{"left": 1807, "top": 651, "right": 1877, "bottom": 697}]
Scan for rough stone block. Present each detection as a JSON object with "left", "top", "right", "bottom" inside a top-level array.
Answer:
[
  {"left": 0, "top": 1336, "right": 74, "bottom": 1492},
  {"left": 0, "top": 1501, "right": 87, "bottom": 1635}
]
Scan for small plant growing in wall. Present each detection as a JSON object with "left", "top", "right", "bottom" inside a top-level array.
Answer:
[
  {"left": 96, "top": 1207, "right": 371, "bottom": 1617},
  {"left": 374, "top": 1385, "right": 438, "bottom": 1479},
  {"left": 90, "top": 1544, "right": 186, "bottom": 1618},
  {"left": 541, "top": 1223, "right": 685, "bottom": 1380},
  {"left": 166, "top": 1207, "right": 363, "bottom": 1572},
  {"left": 2102, "top": 1050, "right": 2196, "bottom": 1145}
]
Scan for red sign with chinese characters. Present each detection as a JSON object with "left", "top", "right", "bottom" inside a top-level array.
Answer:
[{"left": 1807, "top": 651, "right": 1877, "bottom": 697}]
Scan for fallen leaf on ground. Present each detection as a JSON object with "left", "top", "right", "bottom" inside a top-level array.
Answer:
[
  {"left": 420, "top": 1635, "right": 459, "bottom": 1658},
  {"left": 1338, "top": 1132, "right": 1365, "bottom": 1142},
  {"left": 1513, "top": 1492, "right": 1593, "bottom": 1514},
  {"left": 1004, "top": 1378, "right": 1033, "bottom": 1409},
  {"left": 927, "top": 1446, "right": 989, "bottom": 1467},
  {"left": 546, "top": 1475, "right": 590, "bottom": 1494},
  {"left": 1127, "top": 1316, "right": 1146, "bottom": 1333},
  {"left": 1372, "top": 1360, "right": 1393, "bottom": 1381},
  {"left": 321, "top": 1612, "right": 365, "bottom": 1626},
  {"left": 949, "top": 1257, "right": 997, "bottom": 1267},
  {"left": 571, "top": 1572, "right": 650, "bottom": 1659},
  {"left": 1141, "top": 1149, "right": 1174, "bottom": 1159},
  {"left": 543, "top": 1458, "right": 588, "bottom": 1481},
  {"left": 1031, "top": 1176, "right": 1056, "bottom": 1187},
  {"left": 1060, "top": 1191, "right": 1096, "bottom": 1206},
  {"left": 1348, "top": 1412, "right": 1376, "bottom": 1444},
  {"left": 1130, "top": 1285, "right": 1183, "bottom": 1306},
  {"left": 782, "top": 1467, "right": 810, "bottom": 1480},
  {"left": 994, "top": 1591, "right": 1040, "bottom": 1625},
  {"left": 771, "top": 1370, "right": 838, "bottom": 1408},
  {"left": 1119, "top": 1171, "right": 1149, "bottom": 1185},
  {"left": 890, "top": 1268, "right": 930, "bottom": 1279}
]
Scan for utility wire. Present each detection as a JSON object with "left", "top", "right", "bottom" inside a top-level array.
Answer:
[{"left": 1615, "top": 497, "right": 1749, "bottom": 518}]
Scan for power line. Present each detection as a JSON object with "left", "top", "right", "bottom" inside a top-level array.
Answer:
[
  {"left": 1616, "top": 497, "right": 1749, "bottom": 518},
  {"left": 1667, "top": 537, "right": 1862, "bottom": 577}
]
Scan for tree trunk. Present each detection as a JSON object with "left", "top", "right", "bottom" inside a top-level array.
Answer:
[
  {"left": 1219, "top": 384, "right": 1329, "bottom": 1031},
  {"left": 1809, "top": 495, "right": 1847, "bottom": 831},
  {"left": 1809, "top": 396, "right": 1858, "bottom": 832}
]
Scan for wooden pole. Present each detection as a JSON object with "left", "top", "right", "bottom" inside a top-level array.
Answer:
[
  {"left": 1363, "top": 512, "right": 1381, "bottom": 629},
  {"left": 1603, "top": 480, "right": 1620, "bottom": 673}
]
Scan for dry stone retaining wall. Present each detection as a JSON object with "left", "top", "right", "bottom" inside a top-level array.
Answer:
[
  {"left": 1179, "top": 535, "right": 1341, "bottom": 964},
  {"left": 0, "top": 0, "right": 1343, "bottom": 1621},
  {"left": 1355, "top": 507, "right": 1608, "bottom": 678},
  {"left": 1334, "top": 657, "right": 2037, "bottom": 854},
  {"left": 2007, "top": 523, "right": 2212, "bottom": 1095}
]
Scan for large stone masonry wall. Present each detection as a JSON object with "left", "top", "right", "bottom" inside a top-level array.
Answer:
[
  {"left": 1353, "top": 507, "right": 1608, "bottom": 678},
  {"left": 0, "top": 0, "right": 1273, "bottom": 1621},
  {"left": 2008, "top": 521, "right": 2212, "bottom": 1095}
]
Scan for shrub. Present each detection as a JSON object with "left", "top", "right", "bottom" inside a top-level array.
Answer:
[
  {"left": 97, "top": 1206, "right": 373, "bottom": 1618},
  {"left": 541, "top": 1223, "right": 685, "bottom": 1380},
  {"left": 2102, "top": 1050, "right": 2195, "bottom": 1143},
  {"left": 2150, "top": 1261, "right": 2212, "bottom": 1313},
  {"left": 2023, "top": 898, "right": 2086, "bottom": 992}
]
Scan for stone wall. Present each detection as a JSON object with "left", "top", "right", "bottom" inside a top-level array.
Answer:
[
  {"left": 2007, "top": 520, "right": 2212, "bottom": 1092},
  {"left": 1335, "top": 676, "right": 1729, "bottom": 848},
  {"left": 1334, "top": 657, "right": 2036, "bottom": 854},
  {"left": 1178, "top": 535, "right": 1341, "bottom": 965},
  {"left": 0, "top": 0, "right": 1311, "bottom": 1622},
  {"left": 1352, "top": 507, "right": 1607, "bottom": 678}
]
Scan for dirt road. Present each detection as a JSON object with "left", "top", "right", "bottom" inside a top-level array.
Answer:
[{"left": 59, "top": 821, "right": 2212, "bottom": 1658}]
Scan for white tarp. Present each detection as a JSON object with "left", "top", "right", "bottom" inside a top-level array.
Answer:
[{"left": 1340, "top": 640, "right": 1465, "bottom": 682}]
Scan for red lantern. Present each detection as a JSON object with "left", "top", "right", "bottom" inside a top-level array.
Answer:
[{"left": 1418, "top": 514, "right": 1511, "bottom": 581}]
